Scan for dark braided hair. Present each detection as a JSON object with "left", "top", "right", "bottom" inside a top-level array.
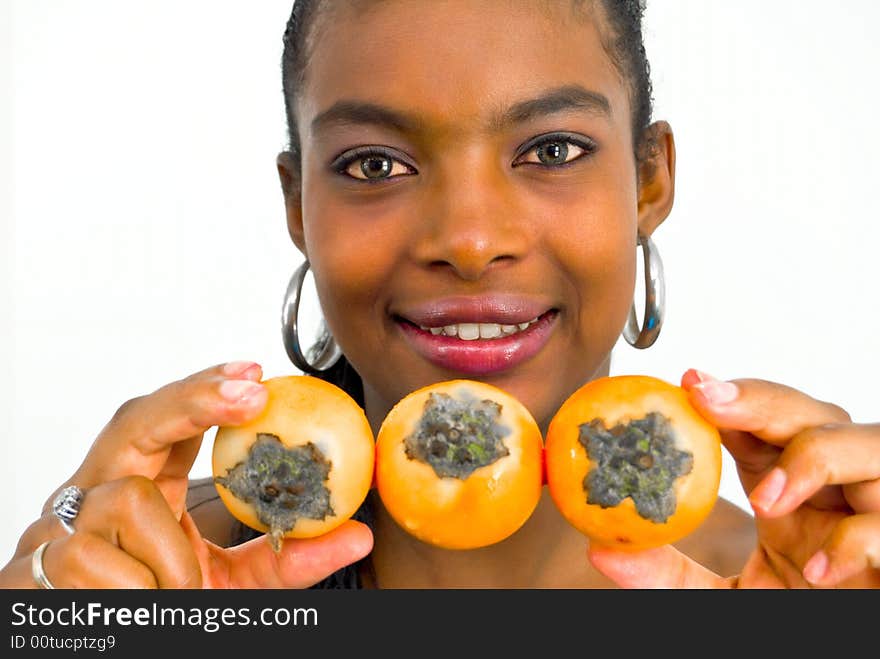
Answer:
[{"left": 239, "top": 0, "right": 657, "bottom": 589}]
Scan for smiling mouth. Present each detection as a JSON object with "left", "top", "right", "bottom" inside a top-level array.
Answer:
[
  {"left": 395, "top": 309, "right": 557, "bottom": 339},
  {"left": 392, "top": 309, "right": 560, "bottom": 376},
  {"left": 398, "top": 312, "right": 552, "bottom": 340}
]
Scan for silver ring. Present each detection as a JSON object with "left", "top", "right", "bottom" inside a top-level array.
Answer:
[
  {"left": 31, "top": 540, "right": 56, "bottom": 589},
  {"left": 52, "top": 485, "right": 85, "bottom": 535}
]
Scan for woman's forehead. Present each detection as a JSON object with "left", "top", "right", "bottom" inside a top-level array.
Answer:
[{"left": 297, "top": 0, "right": 628, "bottom": 142}]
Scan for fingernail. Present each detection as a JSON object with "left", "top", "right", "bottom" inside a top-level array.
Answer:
[
  {"left": 692, "top": 379, "right": 739, "bottom": 405},
  {"left": 749, "top": 467, "right": 787, "bottom": 512},
  {"left": 803, "top": 550, "right": 828, "bottom": 584},
  {"left": 219, "top": 379, "right": 265, "bottom": 403},
  {"left": 693, "top": 370, "right": 716, "bottom": 383},
  {"left": 223, "top": 361, "right": 259, "bottom": 377}
]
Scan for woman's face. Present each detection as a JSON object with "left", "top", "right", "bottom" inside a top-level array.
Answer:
[{"left": 284, "top": 0, "right": 672, "bottom": 431}]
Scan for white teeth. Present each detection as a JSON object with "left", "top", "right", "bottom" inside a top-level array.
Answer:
[
  {"left": 457, "top": 323, "right": 480, "bottom": 340},
  {"left": 478, "top": 323, "right": 501, "bottom": 339},
  {"left": 418, "top": 315, "right": 543, "bottom": 340}
]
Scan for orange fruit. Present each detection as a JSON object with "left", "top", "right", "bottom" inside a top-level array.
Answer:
[
  {"left": 545, "top": 375, "right": 722, "bottom": 550},
  {"left": 375, "top": 379, "right": 543, "bottom": 550},
  {"left": 212, "top": 375, "right": 374, "bottom": 552}
]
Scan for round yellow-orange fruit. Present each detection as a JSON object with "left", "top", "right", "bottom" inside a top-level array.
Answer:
[
  {"left": 212, "top": 375, "right": 374, "bottom": 551},
  {"left": 375, "top": 379, "right": 543, "bottom": 550},
  {"left": 545, "top": 375, "right": 722, "bottom": 550}
]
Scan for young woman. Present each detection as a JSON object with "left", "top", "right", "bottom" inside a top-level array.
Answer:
[{"left": 3, "top": 0, "right": 878, "bottom": 589}]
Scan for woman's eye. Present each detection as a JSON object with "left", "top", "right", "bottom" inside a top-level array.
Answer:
[
  {"left": 514, "top": 136, "right": 595, "bottom": 168},
  {"left": 333, "top": 135, "right": 594, "bottom": 183},
  {"left": 336, "top": 151, "right": 415, "bottom": 182}
]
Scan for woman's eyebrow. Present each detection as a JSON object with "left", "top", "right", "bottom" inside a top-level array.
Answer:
[
  {"left": 309, "top": 84, "right": 612, "bottom": 138},
  {"left": 495, "top": 85, "right": 612, "bottom": 130}
]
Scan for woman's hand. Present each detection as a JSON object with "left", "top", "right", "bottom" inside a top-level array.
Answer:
[
  {"left": 0, "top": 362, "right": 373, "bottom": 589},
  {"left": 588, "top": 369, "right": 880, "bottom": 588}
]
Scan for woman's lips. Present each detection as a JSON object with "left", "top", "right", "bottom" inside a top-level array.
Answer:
[{"left": 395, "top": 310, "right": 558, "bottom": 376}]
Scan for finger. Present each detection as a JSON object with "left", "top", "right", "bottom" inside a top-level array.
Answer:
[
  {"left": 587, "top": 543, "right": 734, "bottom": 589},
  {"left": 802, "top": 513, "right": 880, "bottom": 587},
  {"left": 0, "top": 536, "right": 158, "bottom": 589},
  {"left": 749, "top": 423, "right": 880, "bottom": 517},
  {"left": 34, "top": 477, "right": 203, "bottom": 588},
  {"left": 14, "top": 514, "right": 79, "bottom": 557},
  {"left": 62, "top": 361, "right": 266, "bottom": 509},
  {"left": 38, "top": 533, "right": 159, "bottom": 589},
  {"left": 681, "top": 369, "right": 851, "bottom": 493},
  {"left": 715, "top": 428, "right": 782, "bottom": 494},
  {"left": 91, "top": 360, "right": 265, "bottom": 473},
  {"left": 843, "top": 478, "right": 880, "bottom": 514},
  {"left": 152, "top": 436, "right": 205, "bottom": 513},
  {"left": 738, "top": 546, "right": 794, "bottom": 588},
  {"left": 207, "top": 520, "right": 373, "bottom": 589},
  {"left": 94, "top": 477, "right": 203, "bottom": 588},
  {"left": 682, "top": 370, "right": 851, "bottom": 445}
]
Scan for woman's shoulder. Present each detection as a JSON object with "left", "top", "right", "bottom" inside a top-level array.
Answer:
[{"left": 673, "top": 497, "right": 756, "bottom": 577}]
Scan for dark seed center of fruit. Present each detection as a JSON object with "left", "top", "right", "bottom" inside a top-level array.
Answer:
[
  {"left": 404, "top": 392, "right": 510, "bottom": 479},
  {"left": 578, "top": 412, "right": 693, "bottom": 523},
  {"left": 215, "top": 433, "right": 334, "bottom": 550}
]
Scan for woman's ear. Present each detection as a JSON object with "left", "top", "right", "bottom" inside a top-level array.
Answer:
[
  {"left": 276, "top": 151, "right": 307, "bottom": 255},
  {"left": 636, "top": 121, "right": 676, "bottom": 237}
]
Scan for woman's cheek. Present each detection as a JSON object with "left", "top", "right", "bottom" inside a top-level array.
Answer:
[
  {"left": 306, "top": 205, "right": 397, "bottom": 309},
  {"left": 557, "top": 214, "right": 636, "bottom": 335}
]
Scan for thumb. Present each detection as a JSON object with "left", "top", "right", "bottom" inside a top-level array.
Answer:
[
  {"left": 184, "top": 513, "right": 373, "bottom": 589},
  {"left": 588, "top": 543, "right": 735, "bottom": 589},
  {"left": 225, "top": 520, "right": 374, "bottom": 589}
]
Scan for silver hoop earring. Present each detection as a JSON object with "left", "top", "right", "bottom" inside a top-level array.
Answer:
[
  {"left": 281, "top": 259, "right": 343, "bottom": 374},
  {"left": 623, "top": 232, "right": 665, "bottom": 349}
]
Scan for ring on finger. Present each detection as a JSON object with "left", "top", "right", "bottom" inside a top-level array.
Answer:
[
  {"left": 31, "top": 540, "right": 56, "bottom": 589},
  {"left": 52, "top": 485, "right": 85, "bottom": 535}
]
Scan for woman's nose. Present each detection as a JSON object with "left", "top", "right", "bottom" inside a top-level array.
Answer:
[{"left": 412, "top": 154, "right": 531, "bottom": 281}]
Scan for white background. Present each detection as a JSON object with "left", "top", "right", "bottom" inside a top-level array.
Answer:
[{"left": 2, "top": 1, "right": 878, "bottom": 563}]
